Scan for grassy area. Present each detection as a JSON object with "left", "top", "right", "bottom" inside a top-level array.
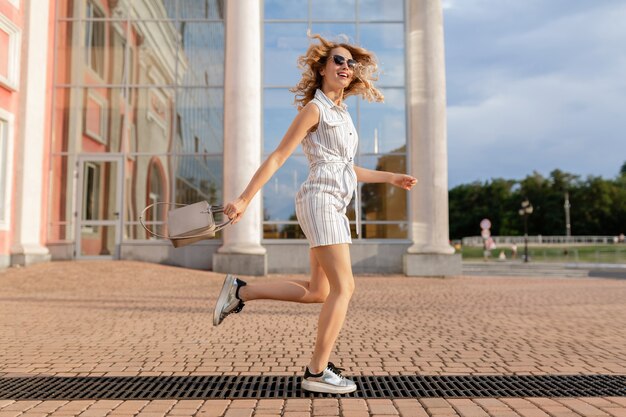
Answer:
[{"left": 460, "top": 244, "right": 626, "bottom": 264}]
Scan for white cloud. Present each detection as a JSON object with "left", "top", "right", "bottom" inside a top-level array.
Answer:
[{"left": 444, "top": 1, "right": 626, "bottom": 187}]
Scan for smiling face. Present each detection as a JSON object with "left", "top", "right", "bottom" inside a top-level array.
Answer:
[{"left": 320, "top": 46, "right": 355, "bottom": 91}]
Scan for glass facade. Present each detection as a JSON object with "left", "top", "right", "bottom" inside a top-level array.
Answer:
[
  {"left": 50, "top": 0, "right": 225, "bottom": 254},
  {"left": 263, "top": 0, "right": 409, "bottom": 239},
  {"left": 49, "top": 0, "right": 407, "bottom": 257}
]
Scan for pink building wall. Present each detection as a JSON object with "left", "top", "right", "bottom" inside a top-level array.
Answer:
[{"left": 0, "top": 0, "right": 23, "bottom": 256}]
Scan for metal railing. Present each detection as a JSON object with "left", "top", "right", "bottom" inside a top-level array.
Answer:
[{"left": 462, "top": 235, "right": 622, "bottom": 246}]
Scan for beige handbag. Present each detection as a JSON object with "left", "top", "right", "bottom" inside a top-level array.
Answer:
[{"left": 139, "top": 201, "right": 232, "bottom": 248}]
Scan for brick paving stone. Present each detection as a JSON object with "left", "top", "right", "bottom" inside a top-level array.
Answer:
[
  {"left": 392, "top": 399, "right": 428, "bottom": 417},
  {"left": 603, "top": 410, "right": 626, "bottom": 417},
  {"left": 0, "top": 412, "right": 23, "bottom": 417},
  {"left": 283, "top": 412, "right": 312, "bottom": 417},
  {"left": 1, "top": 402, "right": 42, "bottom": 412},
  {"left": 607, "top": 399, "right": 626, "bottom": 407},
  {"left": 556, "top": 398, "right": 611, "bottom": 416},
  {"left": 284, "top": 400, "right": 312, "bottom": 412},
  {"left": 514, "top": 409, "right": 549, "bottom": 417},
  {"left": 579, "top": 398, "right": 621, "bottom": 408},
  {"left": 365, "top": 399, "right": 399, "bottom": 415},
  {"left": 342, "top": 412, "right": 371, "bottom": 417},
  {"left": 196, "top": 403, "right": 230, "bottom": 417},
  {"left": 222, "top": 409, "right": 253, "bottom": 417},
  {"left": 312, "top": 406, "right": 339, "bottom": 416},
  {"left": 225, "top": 401, "right": 257, "bottom": 410},
  {"left": 340, "top": 399, "right": 368, "bottom": 411}
]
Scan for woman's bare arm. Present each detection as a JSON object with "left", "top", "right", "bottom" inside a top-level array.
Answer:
[
  {"left": 354, "top": 165, "right": 393, "bottom": 183},
  {"left": 354, "top": 165, "right": 418, "bottom": 191},
  {"left": 224, "top": 103, "right": 320, "bottom": 223}
]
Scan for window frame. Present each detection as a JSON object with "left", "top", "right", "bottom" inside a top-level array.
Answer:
[
  {"left": 83, "top": 88, "right": 108, "bottom": 144},
  {"left": 85, "top": 1, "right": 106, "bottom": 78},
  {"left": 0, "top": 14, "right": 21, "bottom": 91},
  {"left": 0, "top": 109, "right": 15, "bottom": 230}
]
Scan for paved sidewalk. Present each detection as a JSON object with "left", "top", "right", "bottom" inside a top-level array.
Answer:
[{"left": 1, "top": 261, "right": 625, "bottom": 416}]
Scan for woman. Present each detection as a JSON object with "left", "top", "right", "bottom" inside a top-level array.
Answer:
[{"left": 215, "top": 34, "right": 418, "bottom": 394}]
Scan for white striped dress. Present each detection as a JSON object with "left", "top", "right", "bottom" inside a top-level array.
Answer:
[{"left": 295, "top": 89, "right": 361, "bottom": 248}]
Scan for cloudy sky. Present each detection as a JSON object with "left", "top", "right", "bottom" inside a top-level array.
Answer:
[{"left": 442, "top": 0, "right": 626, "bottom": 188}]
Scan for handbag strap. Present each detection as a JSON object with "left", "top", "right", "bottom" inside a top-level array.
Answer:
[{"left": 139, "top": 202, "right": 233, "bottom": 240}]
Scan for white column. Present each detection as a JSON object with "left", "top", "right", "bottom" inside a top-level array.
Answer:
[
  {"left": 11, "top": 0, "right": 52, "bottom": 265},
  {"left": 406, "top": 0, "right": 454, "bottom": 255},
  {"left": 403, "top": 0, "right": 460, "bottom": 277},
  {"left": 218, "top": 0, "right": 266, "bottom": 256}
]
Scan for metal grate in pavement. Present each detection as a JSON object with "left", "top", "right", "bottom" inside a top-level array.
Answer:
[{"left": 0, "top": 375, "right": 624, "bottom": 399}]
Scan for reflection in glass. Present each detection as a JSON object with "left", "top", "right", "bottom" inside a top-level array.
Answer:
[
  {"left": 265, "top": 0, "right": 308, "bottom": 20},
  {"left": 310, "top": 23, "right": 356, "bottom": 45},
  {"left": 176, "top": 88, "right": 224, "bottom": 154},
  {"left": 359, "top": 88, "right": 406, "bottom": 154},
  {"left": 123, "top": 155, "right": 223, "bottom": 241},
  {"left": 176, "top": 22, "right": 225, "bottom": 86},
  {"left": 130, "top": 21, "right": 179, "bottom": 86},
  {"left": 48, "top": 154, "right": 78, "bottom": 241},
  {"left": 177, "top": 0, "right": 224, "bottom": 20},
  {"left": 263, "top": 89, "right": 299, "bottom": 154},
  {"left": 311, "top": 0, "right": 356, "bottom": 21},
  {"left": 56, "top": 21, "right": 125, "bottom": 86},
  {"left": 360, "top": 23, "right": 405, "bottom": 86},
  {"left": 359, "top": 0, "right": 404, "bottom": 21},
  {"left": 357, "top": 154, "right": 408, "bottom": 225},
  {"left": 264, "top": 23, "right": 309, "bottom": 86},
  {"left": 262, "top": 155, "right": 309, "bottom": 222},
  {"left": 80, "top": 225, "right": 117, "bottom": 256},
  {"left": 52, "top": 87, "right": 127, "bottom": 154},
  {"left": 130, "top": 1, "right": 177, "bottom": 20},
  {"left": 263, "top": 223, "right": 307, "bottom": 239}
]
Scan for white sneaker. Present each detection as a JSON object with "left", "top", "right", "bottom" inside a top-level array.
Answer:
[
  {"left": 301, "top": 362, "right": 357, "bottom": 394},
  {"left": 213, "top": 274, "right": 246, "bottom": 326}
]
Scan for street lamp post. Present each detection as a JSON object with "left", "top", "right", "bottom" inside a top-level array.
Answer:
[{"left": 518, "top": 199, "right": 534, "bottom": 263}]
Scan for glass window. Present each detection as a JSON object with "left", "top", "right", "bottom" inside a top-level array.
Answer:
[
  {"left": 82, "top": 162, "right": 101, "bottom": 221},
  {"left": 310, "top": 23, "right": 356, "bottom": 44},
  {"left": 53, "top": 0, "right": 225, "bottom": 248},
  {"left": 0, "top": 119, "right": 7, "bottom": 224},
  {"left": 177, "top": 0, "right": 224, "bottom": 20},
  {"left": 85, "top": 2, "right": 106, "bottom": 78},
  {"left": 359, "top": 0, "right": 404, "bottom": 21},
  {"left": 263, "top": 89, "right": 299, "bottom": 154},
  {"left": 359, "top": 23, "right": 405, "bottom": 86},
  {"left": 176, "top": 88, "right": 224, "bottom": 154},
  {"left": 264, "top": 23, "right": 309, "bottom": 87},
  {"left": 265, "top": 0, "right": 308, "bottom": 20},
  {"left": 177, "top": 22, "right": 225, "bottom": 87},
  {"left": 311, "top": 0, "right": 356, "bottom": 21},
  {"left": 261, "top": 155, "right": 309, "bottom": 222},
  {"left": 56, "top": 21, "right": 125, "bottom": 86},
  {"left": 356, "top": 154, "right": 408, "bottom": 221},
  {"left": 359, "top": 88, "right": 406, "bottom": 154},
  {"left": 262, "top": 0, "right": 407, "bottom": 241}
]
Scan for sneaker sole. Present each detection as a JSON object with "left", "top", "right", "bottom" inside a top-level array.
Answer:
[
  {"left": 301, "top": 379, "right": 357, "bottom": 394},
  {"left": 213, "top": 274, "right": 236, "bottom": 326}
]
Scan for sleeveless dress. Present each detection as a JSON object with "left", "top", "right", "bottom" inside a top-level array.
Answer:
[{"left": 295, "top": 89, "right": 361, "bottom": 248}]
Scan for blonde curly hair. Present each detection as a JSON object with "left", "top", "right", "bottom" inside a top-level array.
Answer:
[{"left": 290, "top": 33, "right": 385, "bottom": 110}]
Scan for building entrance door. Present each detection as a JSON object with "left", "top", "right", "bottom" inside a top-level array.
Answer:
[{"left": 75, "top": 155, "right": 124, "bottom": 259}]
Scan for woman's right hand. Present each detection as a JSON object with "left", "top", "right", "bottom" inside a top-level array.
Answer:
[{"left": 223, "top": 197, "right": 249, "bottom": 225}]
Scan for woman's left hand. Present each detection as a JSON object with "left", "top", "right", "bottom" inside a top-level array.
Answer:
[{"left": 390, "top": 173, "right": 418, "bottom": 190}]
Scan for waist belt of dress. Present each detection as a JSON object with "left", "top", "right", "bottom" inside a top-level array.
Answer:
[{"left": 309, "top": 158, "right": 360, "bottom": 236}]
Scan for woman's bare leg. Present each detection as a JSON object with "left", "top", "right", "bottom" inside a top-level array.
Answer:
[
  {"left": 237, "top": 250, "right": 330, "bottom": 303},
  {"left": 307, "top": 243, "right": 354, "bottom": 374}
]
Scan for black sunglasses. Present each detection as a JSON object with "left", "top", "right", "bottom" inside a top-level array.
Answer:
[{"left": 332, "top": 54, "right": 357, "bottom": 69}]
